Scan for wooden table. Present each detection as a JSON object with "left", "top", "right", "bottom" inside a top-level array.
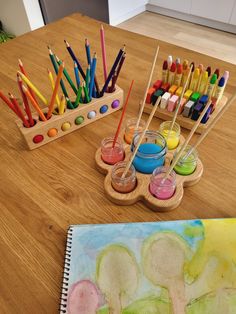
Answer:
[{"left": 0, "top": 13, "right": 235, "bottom": 314}]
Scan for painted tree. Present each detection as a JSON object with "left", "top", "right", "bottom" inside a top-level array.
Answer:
[
  {"left": 67, "top": 279, "right": 101, "bottom": 314},
  {"left": 96, "top": 244, "right": 139, "bottom": 314},
  {"left": 142, "top": 232, "right": 192, "bottom": 314}
]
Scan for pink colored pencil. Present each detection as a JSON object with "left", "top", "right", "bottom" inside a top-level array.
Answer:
[
  {"left": 100, "top": 25, "right": 107, "bottom": 82},
  {"left": 17, "top": 74, "right": 34, "bottom": 126},
  {"left": 112, "top": 79, "right": 134, "bottom": 148}
]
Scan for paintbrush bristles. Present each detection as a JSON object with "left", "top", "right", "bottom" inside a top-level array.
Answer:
[
  {"left": 122, "top": 96, "right": 162, "bottom": 179},
  {"left": 135, "top": 45, "right": 159, "bottom": 130}
]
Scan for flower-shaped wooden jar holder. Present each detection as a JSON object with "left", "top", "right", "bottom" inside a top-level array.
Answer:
[{"left": 95, "top": 134, "right": 203, "bottom": 212}]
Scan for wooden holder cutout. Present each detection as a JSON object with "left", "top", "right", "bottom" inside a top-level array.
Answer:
[
  {"left": 95, "top": 136, "right": 203, "bottom": 212},
  {"left": 16, "top": 86, "right": 124, "bottom": 150},
  {"left": 143, "top": 95, "right": 228, "bottom": 134}
]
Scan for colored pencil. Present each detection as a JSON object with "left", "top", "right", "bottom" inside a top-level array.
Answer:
[
  {"left": 83, "top": 82, "right": 90, "bottom": 103},
  {"left": 109, "top": 70, "right": 117, "bottom": 93},
  {"left": 162, "top": 99, "right": 213, "bottom": 182},
  {"left": 18, "top": 59, "right": 38, "bottom": 103},
  {"left": 122, "top": 96, "right": 162, "bottom": 179},
  {"left": 17, "top": 71, "right": 47, "bottom": 105},
  {"left": 9, "top": 93, "right": 30, "bottom": 127},
  {"left": 0, "top": 90, "right": 20, "bottom": 116},
  {"left": 22, "top": 85, "right": 47, "bottom": 121},
  {"left": 56, "top": 56, "right": 78, "bottom": 95},
  {"left": 135, "top": 45, "right": 159, "bottom": 129},
  {"left": 66, "top": 97, "right": 74, "bottom": 109},
  {"left": 17, "top": 74, "right": 34, "bottom": 126},
  {"left": 74, "top": 62, "right": 80, "bottom": 89},
  {"left": 85, "top": 64, "right": 90, "bottom": 89},
  {"left": 100, "top": 45, "right": 125, "bottom": 96},
  {"left": 64, "top": 40, "right": 86, "bottom": 80},
  {"left": 47, "top": 69, "right": 60, "bottom": 107},
  {"left": 89, "top": 53, "right": 97, "bottom": 100},
  {"left": 100, "top": 24, "right": 108, "bottom": 82},
  {"left": 85, "top": 38, "right": 91, "bottom": 65},
  {"left": 74, "top": 84, "right": 83, "bottom": 107},
  {"left": 59, "top": 95, "right": 66, "bottom": 115},
  {"left": 112, "top": 80, "right": 134, "bottom": 148},
  {"left": 109, "top": 52, "right": 126, "bottom": 92},
  {"left": 47, "top": 62, "right": 64, "bottom": 119},
  {"left": 47, "top": 46, "right": 68, "bottom": 98}
]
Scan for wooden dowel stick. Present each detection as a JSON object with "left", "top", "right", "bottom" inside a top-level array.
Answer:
[
  {"left": 122, "top": 96, "right": 162, "bottom": 179},
  {"left": 166, "top": 64, "right": 193, "bottom": 141},
  {"left": 162, "top": 98, "right": 213, "bottom": 181},
  {"left": 183, "top": 91, "right": 236, "bottom": 160},
  {"left": 135, "top": 45, "right": 159, "bottom": 130}
]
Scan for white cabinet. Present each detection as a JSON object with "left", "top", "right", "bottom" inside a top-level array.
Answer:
[
  {"left": 149, "top": 0, "right": 191, "bottom": 14},
  {"left": 229, "top": 2, "right": 236, "bottom": 25},
  {"left": 191, "top": 0, "right": 235, "bottom": 23}
]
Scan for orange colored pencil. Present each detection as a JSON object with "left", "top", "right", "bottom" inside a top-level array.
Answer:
[
  {"left": 47, "top": 62, "right": 64, "bottom": 119},
  {"left": 22, "top": 85, "right": 47, "bottom": 121},
  {"left": 9, "top": 93, "right": 30, "bottom": 127}
]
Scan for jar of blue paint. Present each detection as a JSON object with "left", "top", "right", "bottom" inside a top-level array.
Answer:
[{"left": 132, "top": 131, "right": 167, "bottom": 174}]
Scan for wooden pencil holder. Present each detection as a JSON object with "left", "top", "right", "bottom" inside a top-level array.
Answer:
[
  {"left": 16, "top": 86, "right": 124, "bottom": 150},
  {"left": 95, "top": 135, "right": 203, "bottom": 212},
  {"left": 143, "top": 95, "right": 228, "bottom": 134}
]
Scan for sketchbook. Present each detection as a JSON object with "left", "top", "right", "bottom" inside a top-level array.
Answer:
[{"left": 60, "top": 219, "right": 236, "bottom": 314}]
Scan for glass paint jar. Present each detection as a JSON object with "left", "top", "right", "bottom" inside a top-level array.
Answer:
[
  {"left": 160, "top": 121, "right": 180, "bottom": 150},
  {"left": 101, "top": 136, "right": 125, "bottom": 165},
  {"left": 124, "top": 118, "right": 145, "bottom": 145},
  {"left": 149, "top": 166, "right": 176, "bottom": 200},
  {"left": 111, "top": 161, "right": 137, "bottom": 193},
  {"left": 132, "top": 131, "right": 167, "bottom": 174},
  {"left": 174, "top": 145, "right": 198, "bottom": 175}
]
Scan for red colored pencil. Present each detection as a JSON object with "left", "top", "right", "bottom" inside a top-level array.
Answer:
[
  {"left": 100, "top": 25, "right": 107, "bottom": 82},
  {"left": 17, "top": 74, "right": 34, "bottom": 126},
  {"left": 112, "top": 79, "right": 134, "bottom": 148},
  {"left": 9, "top": 93, "right": 30, "bottom": 127},
  {"left": 0, "top": 90, "right": 19, "bottom": 116},
  {"left": 18, "top": 59, "right": 39, "bottom": 104},
  {"left": 22, "top": 85, "right": 47, "bottom": 121}
]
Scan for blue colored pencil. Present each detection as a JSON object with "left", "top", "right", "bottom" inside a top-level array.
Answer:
[
  {"left": 89, "top": 53, "right": 97, "bottom": 99},
  {"left": 64, "top": 40, "right": 86, "bottom": 80},
  {"left": 85, "top": 38, "right": 91, "bottom": 65},
  {"left": 100, "top": 45, "right": 125, "bottom": 96},
  {"left": 74, "top": 62, "right": 80, "bottom": 89}
]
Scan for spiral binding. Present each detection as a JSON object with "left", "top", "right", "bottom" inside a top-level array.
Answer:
[{"left": 59, "top": 226, "right": 73, "bottom": 313}]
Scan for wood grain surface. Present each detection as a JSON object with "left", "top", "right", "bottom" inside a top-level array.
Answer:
[{"left": 0, "top": 13, "right": 236, "bottom": 313}]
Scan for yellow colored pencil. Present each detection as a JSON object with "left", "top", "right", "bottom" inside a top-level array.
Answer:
[
  {"left": 47, "top": 69, "right": 60, "bottom": 107},
  {"left": 18, "top": 71, "right": 48, "bottom": 105},
  {"left": 59, "top": 95, "right": 66, "bottom": 115}
]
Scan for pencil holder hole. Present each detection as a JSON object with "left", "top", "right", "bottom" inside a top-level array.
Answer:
[
  {"left": 38, "top": 112, "right": 51, "bottom": 122},
  {"left": 173, "top": 145, "right": 198, "bottom": 175},
  {"left": 22, "top": 119, "right": 37, "bottom": 128},
  {"left": 101, "top": 136, "right": 125, "bottom": 165},
  {"left": 149, "top": 166, "right": 176, "bottom": 200},
  {"left": 53, "top": 107, "right": 65, "bottom": 115},
  {"left": 111, "top": 161, "right": 137, "bottom": 194}
]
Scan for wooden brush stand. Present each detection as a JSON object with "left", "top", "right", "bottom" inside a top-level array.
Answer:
[
  {"left": 95, "top": 139, "right": 203, "bottom": 212},
  {"left": 144, "top": 95, "right": 228, "bottom": 134},
  {"left": 16, "top": 86, "right": 124, "bottom": 150}
]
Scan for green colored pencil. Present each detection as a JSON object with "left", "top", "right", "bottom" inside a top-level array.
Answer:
[
  {"left": 66, "top": 97, "right": 74, "bottom": 109},
  {"left": 56, "top": 56, "right": 78, "bottom": 95},
  {"left": 83, "top": 82, "right": 90, "bottom": 103},
  {"left": 74, "top": 85, "right": 83, "bottom": 107}
]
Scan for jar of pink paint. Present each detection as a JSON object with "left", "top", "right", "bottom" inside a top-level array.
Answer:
[
  {"left": 149, "top": 166, "right": 176, "bottom": 200},
  {"left": 101, "top": 136, "right": 125, "bottom": 165}
]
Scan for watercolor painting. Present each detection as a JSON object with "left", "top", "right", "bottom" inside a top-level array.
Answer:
[{"left": 65, "top": 219, "right": 236, "bottom": 314}]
